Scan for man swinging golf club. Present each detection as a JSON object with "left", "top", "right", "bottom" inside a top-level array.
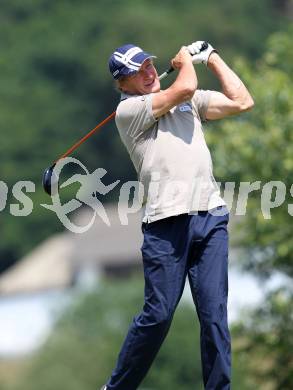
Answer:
[{"left": 101, "top": 41, "right": 254, "bottom": 390}]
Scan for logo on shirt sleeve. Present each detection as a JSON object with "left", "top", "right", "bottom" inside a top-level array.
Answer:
[{"left": 178, "top": 103, "right": 192, "bottom": 112}]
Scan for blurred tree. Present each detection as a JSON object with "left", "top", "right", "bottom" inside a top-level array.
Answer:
[
  {"left": 208, "top": 24, "right": 293, "bottom": 278},
  {"left": 232, "top": 288, "right": 293, "bottom": 389},
  {"left": 207, "top": 24, "right": 293, "bottom": 389},
  {"left": 0, "top": 0, "right": 290, "bottom": 269},
  {"left": 0, "top": 3, "right": 292, "bottom": 389},
  {"left": 6, "top": 278, "right": 248, "bottom": 390}
]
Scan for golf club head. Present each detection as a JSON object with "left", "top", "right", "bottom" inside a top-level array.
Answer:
[{"left": 42, "top": 164, "right": 59, "bottom": 195}]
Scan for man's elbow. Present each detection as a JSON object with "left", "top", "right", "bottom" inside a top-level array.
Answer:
[{"left": 181, "top": 84, "right": 197, "bottom": 101}]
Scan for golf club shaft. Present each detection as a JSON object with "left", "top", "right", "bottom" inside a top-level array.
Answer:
[
  {"left": 54, "top": 111, "right": 116, "bottom": 163},
  {"left": 159, "top": 67, "right": 174, "bottom": 81}
]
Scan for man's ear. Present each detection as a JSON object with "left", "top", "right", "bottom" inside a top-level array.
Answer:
[{"left": 115, "top": 80, "right": 123, "bottom": 92}]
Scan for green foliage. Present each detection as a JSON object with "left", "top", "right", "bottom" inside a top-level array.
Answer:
[
  {"left": 0, "top": 3, "right": 292, "bottom": 389},
  {"left": 3, "top": 277, "right": 251, "bottom": 390},
  {"left": 6, "top": 279, "right": 202, "bottom": 390},
  {"left": 0, "top": 0, "right": 289, "bottom": 268},
  {"left": 207, "top": 24, "right": 293, "bottom": 278},
  {"left": 206, "top": 24, "right": 293, "bottom": 390},
  {"left": 232, "top": 287, "right": 293, "bottom": 389}
]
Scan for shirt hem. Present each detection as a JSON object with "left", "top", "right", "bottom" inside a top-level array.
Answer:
[{"left": 142, "top": 199, "right": 227, "bottom": 223}]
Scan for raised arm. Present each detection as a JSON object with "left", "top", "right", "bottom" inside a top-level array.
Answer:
[
  {"left": 205, "top": 52, "right": 254, "bottom": 120},
  {"left": 152, "top": 47, "right": 198, "bottom": 118}
]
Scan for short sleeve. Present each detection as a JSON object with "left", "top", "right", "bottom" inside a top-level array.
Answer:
[
  {"left": 191, "top": 89, "right": 212, "bottom": 122},
  {"left": 115, "top": 94, "right": 157, "bottom": 140}
]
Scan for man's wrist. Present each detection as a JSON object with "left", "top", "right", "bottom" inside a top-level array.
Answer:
[{"left": 181, "top": 60, "right": 196, "bottom": 70}]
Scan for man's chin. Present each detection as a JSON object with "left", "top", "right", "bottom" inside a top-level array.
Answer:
[
  {"left": 152, "top": 85, "right": 161, "bottom": 93},
  {"left": 146, "top": 82, "right": 160, "bottom": 94}
]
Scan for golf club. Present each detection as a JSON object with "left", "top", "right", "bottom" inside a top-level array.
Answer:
[
  {"left": 42, "top": 111, "right": 116, "bottom": 195},
  {"left": 42, "top": 41, "right": 209, "bottom": 195}
]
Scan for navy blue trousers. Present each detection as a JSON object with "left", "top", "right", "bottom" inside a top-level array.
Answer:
[{"left": 106, "top": 206, "right": 231, "bottom": 389}]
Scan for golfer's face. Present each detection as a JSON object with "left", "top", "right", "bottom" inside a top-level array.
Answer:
[{"left": 120, "top": 59, "right": 160, "bottom": 95}]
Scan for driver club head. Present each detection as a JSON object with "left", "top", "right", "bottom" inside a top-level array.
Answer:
[{"left": 42, "top": 164, "right": 59, "bottom": 195}]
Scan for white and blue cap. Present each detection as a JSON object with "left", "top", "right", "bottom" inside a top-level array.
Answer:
[{"left": 109, "top": 44, "right": 156, "bottom": 80}]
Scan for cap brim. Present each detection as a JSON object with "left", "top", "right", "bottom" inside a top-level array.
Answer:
[{"left": 118, "top": 52, "right": 157, "bottom": 78}]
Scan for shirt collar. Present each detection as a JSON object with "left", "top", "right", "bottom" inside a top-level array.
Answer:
[{"left": 120, "top": 92, "right": 141, "bottom": 101}]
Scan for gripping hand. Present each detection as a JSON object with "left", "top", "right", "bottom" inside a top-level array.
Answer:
[{"left": 187, "top": 41, "right": 217, "bottom": 65}]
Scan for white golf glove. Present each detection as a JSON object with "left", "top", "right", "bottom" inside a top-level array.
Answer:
[{"left": 187, "top": 41, "right": 217, "bottom": 65}]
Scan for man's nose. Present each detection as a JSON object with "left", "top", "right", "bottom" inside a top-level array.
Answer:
[{"left": 144, "top": 69, "right": 153, "bottom": 78}]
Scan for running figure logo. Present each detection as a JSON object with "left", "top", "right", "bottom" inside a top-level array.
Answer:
[{"left": 41, "top": 157, "right": 120, "bottom": 233}]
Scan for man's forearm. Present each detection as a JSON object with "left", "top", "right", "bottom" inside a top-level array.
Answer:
[
  {"left": 172, "top": 62, "right": 198, "bottom": 96},
  {"left": 208, "top": 52, "right": 254, "bottom": 110}
]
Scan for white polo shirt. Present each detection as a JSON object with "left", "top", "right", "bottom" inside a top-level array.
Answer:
[{"left": 115, "top": 90, "right": 226, "bottom": 223}]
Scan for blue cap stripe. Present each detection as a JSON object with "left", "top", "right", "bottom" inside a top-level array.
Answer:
[{"left": 109, "top": 44, "right": 155, "bottom": 79}]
